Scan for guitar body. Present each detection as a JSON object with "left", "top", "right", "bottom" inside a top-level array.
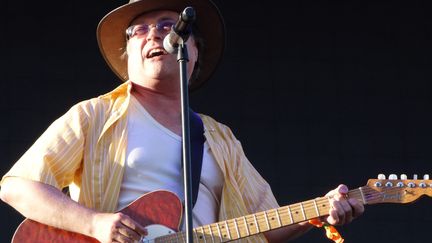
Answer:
[{"left": 12, "top": 190, "right": 183, "bottom": 243}]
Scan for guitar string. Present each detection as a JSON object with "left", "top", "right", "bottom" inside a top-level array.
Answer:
[
  {"left": 153, "top": 185, "right": 427, "bottom": 242},
  {"left": 165, "top": 188, "right": 397, "bottom": 242},
  {"left": 156, "top": 196, "right": 341, "bottom": 242}
]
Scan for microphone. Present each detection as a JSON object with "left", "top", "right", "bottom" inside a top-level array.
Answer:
[{"left": 163, "top": 7, "right": 196, "bottom": 54}]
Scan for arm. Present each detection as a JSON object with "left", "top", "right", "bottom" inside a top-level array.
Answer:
[
  {"left": 0, "top": 177, "right": 146, "bottom": 243},
  {"left": 264, "top": 184, "right": 365, "bottom": 243}
]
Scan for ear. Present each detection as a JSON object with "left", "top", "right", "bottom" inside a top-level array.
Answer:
[
  {"left": 189, "top": 37, "right": 199, "bottom": 61},
  {"left": 126, "top": 41, "right": 131, "bottom": 56}
]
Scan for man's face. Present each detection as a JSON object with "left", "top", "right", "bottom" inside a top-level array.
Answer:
[{"left": 126, "top": 10, "right": 198, "bottom": 88}]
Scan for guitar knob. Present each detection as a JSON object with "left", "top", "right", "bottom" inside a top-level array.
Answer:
[
  {"left": 400, "top": 174, "right": 407, "bottom": 180},
  {"left": 424, "top": 174, "right": 430, "bottom": 180},
  {"left": 378, "top": 174, "right": 386, "bottom": 180},
  {"left": 413, "top": 174, "right": 418, "bottom": 180},
  {"left": 389, "top": 174, "right": 398, "bottom": 180}
]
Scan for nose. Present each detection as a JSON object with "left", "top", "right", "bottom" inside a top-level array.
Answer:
[{"left": 146, "top": 25, "right": 163, "bottom": 41}]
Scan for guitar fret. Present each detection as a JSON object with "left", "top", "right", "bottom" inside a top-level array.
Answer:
[
  {"left": 193, "top": 227, "right": 204, "bottom": 243},
  {"left": 200, "top": 227, "right": 207, "bottom": 243},
  {"left": 183, "top": 231, "right": 188, "bottom": 243},
  {"left": 177, "top": 231, "right": 185, "bottom": 243},
  {"left": 216, "top": 223, "right": 223, "bottom": 242},
  {"left": 154, "top": 234, "right": 162, "bottom": 242},
  {"left": 313, "top": 197, "right": 330, "bottom": 216},
  {"left": 224, "top": 221, "right": 231, "bottom": 239},
  {"left": 322, "top": 197, "right": 331, "bottom": 215},
  {"left": 266, "top": 209, "right": 280, "bottom": 229},
  {"left": 263, "top": 211, "right": 271, "bottom": 230},
  {"left": 300, "top": 203, "right": 306, "bottom": 220},
  {"left": 274, "top": 209, "right": 282, "bottom": 227},
  {"left": 290, "top": 204, "right": 305, "bottom": 223},
  {"left": 242, "top": 216, "right": 250, "bottom": 236},
  {"left": 193, "top": 229, "right": 199, "bottom": 242},
  {"left": 178, "top": 232, "right": 185, "bottom": 243},
  {"left": 207, "top": 225, "right": 215, "bottom": 243},
  {"left": 165, "top": 232, "right": 174, "bottom": 243},
  {"left": 359, "top": 187, "right": 366, "bottom": 204},
  {"left": 253, "top": 214, "right": 260, "bottom": 232},
  {"left": 257, "top": 211, "right": 270, "bottom": 231},
  {"left": 173, "top": 233, "right": 181, "bottom": 243},
  {"left": 233, "top": 219, "right": 240, "bottom": 239},
  {"left": 313, "top": 199, "right": 320, "bottom": 217},
  {"left": 287, "top": 206, "right": 294, "bottom": 224}
]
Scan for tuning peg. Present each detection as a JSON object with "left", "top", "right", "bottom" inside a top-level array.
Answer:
[
  {"left": 413, "top": 174, "right": 418, "bottom": 180},
  {"left": 424, "top": 174, "right": 430, "bottom": 180},
  {"left": 389, "top": 174, "right": 398, "bottom": 180},
  {"left": 378, "top": 174, "right": 386, "bottom": 180},
  {"left": 400, "top": 174, "right": 407, "bottom": 180}
]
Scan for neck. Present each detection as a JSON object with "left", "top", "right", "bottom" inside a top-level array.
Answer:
[
  {"left": 131, "top": 82, "right": 183, "bottom": 135},
  {"left": 131, "top": 74, "right": 183, "bottom": 97},
  {"left": 132, "top": 81, "right": 181, "bottom": 104}
]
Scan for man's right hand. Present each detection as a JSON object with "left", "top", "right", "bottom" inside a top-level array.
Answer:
[
  {"left": 91, "top": 212, "right": 148, "bottom": 243},
  {"left": 0, "top": 177, "right": 147, "bottom": 243}
]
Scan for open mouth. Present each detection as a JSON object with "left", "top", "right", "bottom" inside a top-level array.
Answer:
[{"left": 147, "top": 48, "right": 168, "bottom": 58}]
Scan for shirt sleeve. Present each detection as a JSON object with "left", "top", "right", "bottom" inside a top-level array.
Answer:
[
  {"left": 203, "top": 114, "right": 280, "bottom": 213},
  {"left": 230, "top": 133, "right": 280, "bottom": 213},
  {"left": 1, "top": 103, "right": 89, "bottom": 189}
]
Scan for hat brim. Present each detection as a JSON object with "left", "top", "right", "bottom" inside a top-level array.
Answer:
[{"left": 97, "top": 0, "right": 225, "bottom": 91}]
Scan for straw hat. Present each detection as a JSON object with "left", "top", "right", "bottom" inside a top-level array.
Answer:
[{"left": 97, "top": 0, "right": 225, "bottom": 90}]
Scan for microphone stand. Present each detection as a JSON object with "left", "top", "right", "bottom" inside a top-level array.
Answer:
[{"left": 177, "top": 42, "right": 194, "bottom": 243}]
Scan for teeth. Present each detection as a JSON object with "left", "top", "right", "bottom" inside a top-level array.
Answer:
[{"left": 148, "top": 48, "right": 167, "bottom": 57}]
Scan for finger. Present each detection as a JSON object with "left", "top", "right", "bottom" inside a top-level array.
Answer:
[
  {"left": 326, "top": 197, "right": 340, "bottom": 225},
  {"left": 348, "top": 198, "right": 365, "bottom": 218},
  {"left": 333, "top": 190, "right": 355, "bottom": 224},
  {"left": 325, "top": 184, "right": 348, "bottom": 197},
  {"left": 337, "top": 184, "right": 349, "bottom": 194},
  {"left": 112, "top": 230, "right": 134, "bottom": 243},
  {"left": 329, "top": 199, "right": 348, "bottom": 225},
  {"left": 327, "top": 205, "right": 339, "bottom": 225},
  {"left": 340, "top": 200, "right": 354, "bottom": 224},
  {"left": 119, "top": 215, "right": 148, "bottom": 238},
  {"left": 118, "top": 227, "right": 141, "bottom": 242}
]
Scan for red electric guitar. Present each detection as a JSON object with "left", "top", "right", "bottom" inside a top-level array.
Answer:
[{"left": 12, "top": 174, "right": 432, "bottom": 242}]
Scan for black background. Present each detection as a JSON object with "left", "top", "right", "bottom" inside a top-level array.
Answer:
[{"left": 2, "top": 0, "right": 431, "bottom": 242}]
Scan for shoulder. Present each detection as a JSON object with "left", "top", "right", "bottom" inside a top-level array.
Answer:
[
  {"left": 199, "top": 114, "right": 240, "bottom": 146},
  {"left": 199, "top": 114, "right": 233, "bottom": 134},
  {"left": 69, "top": 81, "right": 131, "bottom": 117}
]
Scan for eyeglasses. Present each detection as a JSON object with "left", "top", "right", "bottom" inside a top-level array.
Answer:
[{"left": 126, "top": 20, "right": 175, "bottom": 40}]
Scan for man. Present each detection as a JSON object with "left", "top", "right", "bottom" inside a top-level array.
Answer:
[{"left": 0, "top": 0, "right": 364, "bottom": 242}]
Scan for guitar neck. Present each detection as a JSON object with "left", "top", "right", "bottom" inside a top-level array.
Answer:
[
  {"left": 13, "top": 177, "right": 429, "bottom": 243},
  {"left": 158, "top": 187, "right": 366, "bottom": 242}
]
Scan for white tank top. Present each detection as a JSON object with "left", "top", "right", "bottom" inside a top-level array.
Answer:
[{"left": 117, "top": 96, "right": 224, "bottom": 228}]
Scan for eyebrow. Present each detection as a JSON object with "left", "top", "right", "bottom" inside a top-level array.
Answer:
[{"left": 131, "top": 16, "right": 176, "bottom": 26}]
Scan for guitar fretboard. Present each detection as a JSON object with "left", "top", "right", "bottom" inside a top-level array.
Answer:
[{"left": 156, "top": 187, "right": 367, "bottom": 242}]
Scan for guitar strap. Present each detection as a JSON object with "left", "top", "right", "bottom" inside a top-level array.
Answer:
[{"left": 188, "top": 109, "right": 205, "bottom": 208}]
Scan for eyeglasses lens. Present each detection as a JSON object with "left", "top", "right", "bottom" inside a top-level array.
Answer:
[{"left": 126, "top": 20, "right": 175, "bottom": 39}]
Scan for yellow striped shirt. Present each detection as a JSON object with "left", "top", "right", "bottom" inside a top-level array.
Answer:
[{"left": 2, "top": 81, "right": 279, "bottom": 242}]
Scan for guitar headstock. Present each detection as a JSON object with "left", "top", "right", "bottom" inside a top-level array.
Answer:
[{"left": 362, "top": 174, "right": 432, "bottom": 205}]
